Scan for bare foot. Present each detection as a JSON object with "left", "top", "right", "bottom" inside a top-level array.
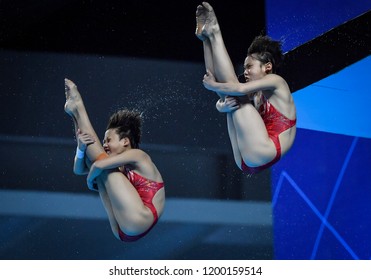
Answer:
[
  {"left": 64, "top": 78, "right": 83, "bottom": 117},
  {"left": 195, "top": 4, "right": 207, "bottom": 41},
  {"left": 196, "top": 2, "right": 220, "bottom": 39}
]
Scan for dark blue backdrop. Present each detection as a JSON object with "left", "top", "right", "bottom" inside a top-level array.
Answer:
[{"left": 267, "top": 0, "right": 371, "bottom": 259}]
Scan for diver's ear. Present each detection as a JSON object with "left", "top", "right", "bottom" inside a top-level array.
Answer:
[
  {"left": 264, "top": 62, "right": 273, "bottom": 74},
  {"left": 121, "top": 137, "right": 131, "bottom": 148}
]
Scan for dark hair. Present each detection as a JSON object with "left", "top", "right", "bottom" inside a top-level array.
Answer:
[
  {"left": 106, "top": 109, "right": 143, "bottom": 148},
  {"left": 247, "top": 35, "right": 284, "bottom": 73}
]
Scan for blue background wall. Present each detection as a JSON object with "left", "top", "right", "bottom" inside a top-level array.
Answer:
[
  {"left": 266, "top": 0, "right": 369, "bottom": 52},
  {"left": 272, "top": 131, "right": 371, "bottom": 259},
  {"left": 266, "top": 0, "right": 371, "bottom": 259}
]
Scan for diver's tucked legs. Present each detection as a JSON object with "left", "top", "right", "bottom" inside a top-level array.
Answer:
[
  {"left": 196, "top": 5, "right": 216, "bottom": 79},
  {"left": 226, "top": 113, "right": 243, "bottom": 168},
  {"left": 98, "top": 170, "right": 154, "bottom": 236},
  {"left": 199, "top": 2, "right": 238, "bottom": 83},
  {"left": 96, "top": 180, "right": 120, "bottom": 240},
  {"left": 64, "top": 79, "right": 105, "bottom": 162},
  {"left": 232, "top": 103, "right": 276, "bottom": 167},
  {"left": 202, "top": 39, "right": 215, "bottom": 76}
]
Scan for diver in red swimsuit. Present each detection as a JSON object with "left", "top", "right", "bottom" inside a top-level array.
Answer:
[
  {"left": 64, "top": 79, "right": 165, "bottom": 242},
  {"left": 196, "top": 2, "right": 296, "bottom": 174},
  {"left": 240, "top": 95, "right": 296, "bottom": 174},
  {"left": 117, "top": 167, "right": 164, "bottom": 242}
]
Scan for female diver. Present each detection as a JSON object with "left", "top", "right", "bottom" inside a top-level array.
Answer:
[
  {"left": 64, "top": 78, "right": 165, "bottom": 242},
  {"left": 196, "top": 2, "right": 296, "bottom": 174}
]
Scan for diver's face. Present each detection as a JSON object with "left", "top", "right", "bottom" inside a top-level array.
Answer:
[
  {"left": 102, "top": 129, "right": 126, "bottom": 156},
  {"left": 243, "top": 55, "right": 266, "bottom": 82}
]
